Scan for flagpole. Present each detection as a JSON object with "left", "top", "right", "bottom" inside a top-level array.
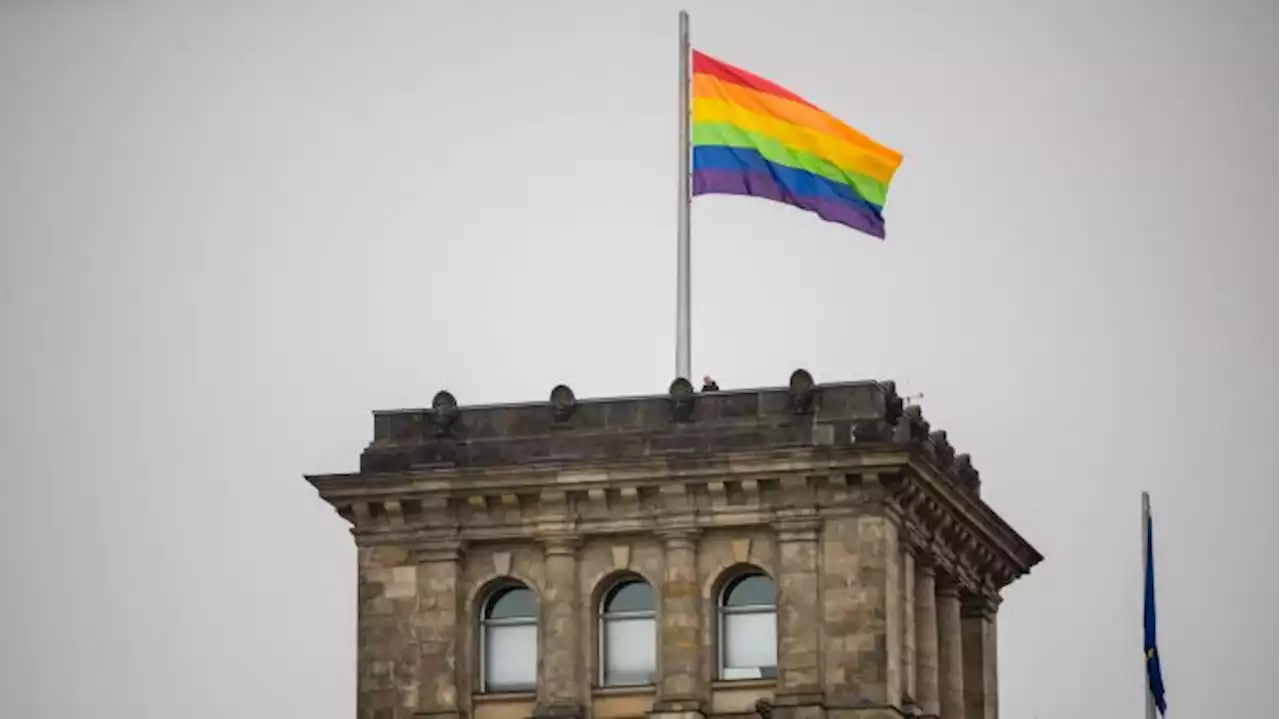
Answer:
[
  {"left": 675, "top": 9, "right": 692, "bottom": 381},
  {"left": 1142, "top": 491, "right": 1156, "bottom": 719}
]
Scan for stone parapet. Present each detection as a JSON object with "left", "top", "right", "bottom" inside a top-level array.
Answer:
[
  {"left": 304, "top": 371, "right": 1044, "bottom": 719},
  {"left": 310, "top": 371, "right": 1041, "bottom": 596}
]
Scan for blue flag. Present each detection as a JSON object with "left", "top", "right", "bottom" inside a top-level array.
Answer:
[{"left": 1144, "top": 511, "right": 1168, "bottom": 715}]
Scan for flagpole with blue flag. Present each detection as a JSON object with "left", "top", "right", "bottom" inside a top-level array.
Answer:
[{"left": 1143, "top": 491, "right": 1168, "bottom": 717}]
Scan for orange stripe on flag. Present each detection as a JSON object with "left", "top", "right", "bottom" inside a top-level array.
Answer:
[{"left": 692, "top": 73, "right": 900, "bottom": 164}]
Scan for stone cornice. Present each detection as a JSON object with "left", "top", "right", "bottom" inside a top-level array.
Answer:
[
  {"left": 327, "top": 462, "right": 1037, "bottom": 591},
  {"left": 355, "top": 372, "right": 898, "bottom": 475},
  {"left": 906, "top": 453, "right": 1040, "bottom": 567},
  {"left": 307, "top": 372, "right": 1042, "bottom": 593},
  {"left": 308, "top": 446, "right": 912, "bottom": 497},
  {"left": 890, "top": 460, "right": 1041, "bottom": 591}
]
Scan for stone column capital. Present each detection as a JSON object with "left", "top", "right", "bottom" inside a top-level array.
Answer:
[
  {"left": 909, "top": 539, "right": 936, "bottom": 565},
  {"left": 539, "top": 535, "right": 582, "bottom": 556},
  {"left": 935, "top": 573, "right": 962, "bottom": 599},
  {"left": 413, "top": 534, "right": 465, "bottom": 563},
  {"left": 901, "top": 534, "right": 921, "bottom": 554},
  {"left": 772, "top": 513, "right": 821, "bottom": 543},
  {"left": 961, "top": 591, "right": 1001, "bottom": 620},
  {"left": 654, "top": 526, "right": 701, "bottom": 549}
]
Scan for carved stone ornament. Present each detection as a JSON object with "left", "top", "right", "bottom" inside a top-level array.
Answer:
[
  {"left": 930, "top": 429, "right": 956, "bottom": 469},
  {"left": 429, "top": 390, "right": 461, "bottom": 436},
  {"left": 853, "top": 382, "right": 900, "bottom": 444},
  {"left": 905, "top": 405, "right": 931, "bottom": 440},
  {"left": 549, "top": 384, "right": 577, "bottom": 422},
  {"left": 948, "top": 453, "right": 981, "bottom": 491},
  {"left": 881, "top": 380, "right": 904, "bottom": 425},
  {"left": 788, "top": 368, "right": 817, "bottom": 413},
  {"left": 668, "top": 377, "right": 696, "bottom": 422}
]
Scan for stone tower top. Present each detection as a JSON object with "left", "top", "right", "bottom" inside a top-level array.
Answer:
[
  {"left": 307, "top": 369, "right": 1042, "bottom": 591},
  {"left": 359, "top": 369, "right": 908, "bottom": 474},
  {"left": 305, "top": 369, "right": 1044, "bottom": 719}
]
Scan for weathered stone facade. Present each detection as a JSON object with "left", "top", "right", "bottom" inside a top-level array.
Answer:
[{"left": 307, "top": 371, "right": 1042, "bottom": 719}]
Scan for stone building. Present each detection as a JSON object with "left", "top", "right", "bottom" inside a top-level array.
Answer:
[{"left": 305, "top": 371, "right": 1042, "bottom": 719}]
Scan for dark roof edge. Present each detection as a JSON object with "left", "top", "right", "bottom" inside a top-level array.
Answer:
[{"left": 369, "top": 378, "right": 886, "bottom": 416}]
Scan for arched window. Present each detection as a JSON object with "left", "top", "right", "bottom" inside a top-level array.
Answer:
[
  {"left": 718, "top": 572, "right": 777, "bottom": 680},
  {"left": 479, "top": 584, "right": 537, "bottom": 692},
  {"left": 599, "top": 578, "right": 657, "bottom": 686}
]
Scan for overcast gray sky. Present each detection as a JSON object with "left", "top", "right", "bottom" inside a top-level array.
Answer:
[{"left": 1, "top": 1, "right": 1275, "bottom": 717}]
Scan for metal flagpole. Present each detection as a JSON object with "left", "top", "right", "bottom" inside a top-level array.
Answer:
[
  {"left": 1142, "top": 491, "right": 1156, "bottom": 719},
  {"left": 675, "top": 10, "right": 692, "bottom": 381}
]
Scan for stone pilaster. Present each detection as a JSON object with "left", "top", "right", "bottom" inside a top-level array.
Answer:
[
  {"left": 821, "top": 500, "right": 902, "bottom": 709},
  {"left": 935, "top": 577, "right": 965, "bottom": 719},
  {"left": 357, "top": 545, "right": 420, "bottom": 719},
  {"left": 774, "top": 514, "right": 825, "bottom": 718},
  {"left": 651, "top": 528, "right": 704, "bottom": 716},
  {"left": 414, "top": 539, "right": 464, "bottom": 719},
  {"left": 913, "top": 561, "right": 941, "bottom": 717},
  {"left": 989, "top": 606, "right": 998, "bottom": 719},
  {"left": 961, "top": 593, "right": 999, "bottom": 719},
  {"left": 899, "top": 545, "right": 917, "bottom": 706},
  {"left": 535, "top": 536, "right": 583, "bottom": 719}
]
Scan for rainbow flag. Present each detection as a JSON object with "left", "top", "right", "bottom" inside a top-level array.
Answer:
[{"left": 691, "top": 50, "right": 903, "bottom": 238}]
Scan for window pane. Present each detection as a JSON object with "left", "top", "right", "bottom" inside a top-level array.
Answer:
[
  {"left": 725, "top": 574, "right": 775, "bottom": 607},
  {"left": 604, "top": 617, "right": 656, "bottom": 686},
  {"left": 605, "top": 581, "right": 654, "bottom": 614},
  {"left": 723, "top": 611, "right": 776, "bottom": 679},
  {"left": 485, "top": 623, "right": 537, "bottom": 691},
  {"left": 487, "top": 587, "right": 536, "bottom": 620}
]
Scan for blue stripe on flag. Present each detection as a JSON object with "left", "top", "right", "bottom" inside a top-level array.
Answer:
[{"left": 1144, "top": 514, "right": 1168, "bottom": 715}]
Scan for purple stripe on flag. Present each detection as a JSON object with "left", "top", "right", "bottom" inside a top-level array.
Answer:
[{"left": 692, "top": 169, "right": 886, "bottom": 238}]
